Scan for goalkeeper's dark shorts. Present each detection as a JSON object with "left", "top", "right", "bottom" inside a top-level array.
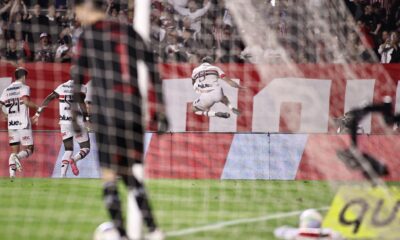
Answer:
[{"left": 96, "top": 119, "right": 144, "bottom": 178}]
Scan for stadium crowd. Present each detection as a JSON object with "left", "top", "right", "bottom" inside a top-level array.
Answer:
[{"left": 0, "top": 0, "right": 399, "bottom": 65}]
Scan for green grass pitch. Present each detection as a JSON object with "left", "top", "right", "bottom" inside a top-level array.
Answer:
[{"left": 0, "top": 179, "right": 335, "bottom": 240}]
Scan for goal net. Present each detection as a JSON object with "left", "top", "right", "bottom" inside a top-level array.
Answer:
[{"left": 0, "top": 0, "right": 399, "bottom": 239}]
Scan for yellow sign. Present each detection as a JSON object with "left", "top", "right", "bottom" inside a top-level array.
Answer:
[{"left": 323, "top": 185, "right": 400, "bottom": 239}]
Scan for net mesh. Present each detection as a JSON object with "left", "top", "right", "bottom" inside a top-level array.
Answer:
[{"left": 0, "top": 0, "right": 399, "bottom": 239}]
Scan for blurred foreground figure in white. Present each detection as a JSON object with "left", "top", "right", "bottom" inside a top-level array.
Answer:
[{"left": 274, "top": 209, "right": 344, "bottom": 240}]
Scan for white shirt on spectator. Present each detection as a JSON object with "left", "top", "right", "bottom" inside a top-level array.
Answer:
[
  {"left": 168, "top": 0, "right": 188, "bottom": 8},
  {"left": 169, "top": 0, "right": 211, "bottom": 33},
  {"left": 378, "top": 43, "right": 393, "bottom": 63}
]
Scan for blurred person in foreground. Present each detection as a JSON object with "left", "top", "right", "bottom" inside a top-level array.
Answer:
[{"left": 71, "top": 0, "right": 169, "bottom": 239}]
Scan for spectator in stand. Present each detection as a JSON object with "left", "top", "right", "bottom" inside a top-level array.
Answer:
[
  {"left": 212, "top": 15, "right": 224, "bottom": 49},
  {"left": 168, "top": 0, "right": 189, "bottom": 8},
  {"left": 387, "top": 0, "right": 400, "bottom": 32},
  {"left": 359, "top": 4, "right": 382, "bottom": 36},
  {"left": 28, "top": 4, "right": 49, "bottom": 54},
  {"left": 8, "top": 0, "right": 28, "bottom": 25},
  {"left": 388, "top": 31, "right": 400, "bottom": 63},
  {"left": 0, "top": 0, "right": 13, "bottom": 23},
  {"left": 346, "top": 0, "right": 366, "bottom": 20},
  {"left": 357, "top": 20, "right": 375, "bottom": 62},
  {"left": 219, "top": 40, "right": 247, "bottom": 63},
  {"left": 163, "top": 29, "right": 187, "bottom": 62},
  {"left": 168, "top": 0, "right": 211, "bottom": 34},
  {"left": 0, "top": 32, "right": 6, "bottom": 58},
  {"left": 118, "top": 9, "right": 129, "bottom": 24},
  {"left": 106, "top": 0, "right": 120, "bottom": 21},
  {"left": 378, "top": 30, "right": 392, "bottom": 63},
  {"left": 2, "top": 37, "right": 25, "bottom": 65},
  {"left": 55, "top": 34, "right": 72, "bottom": 62},
  {"left": 34, "top": 32, "right": 54, "bottom": 62},
  {"left": 180, "top": 28, "right": 198, "bottom": 58},
  {"left": 70, "top": 18, "right": 83, "bottom": 53},
  {"left": 150, "top": 7, "right": 166, "bottom": 47},
  {"left": 47, "top": 5, "right": 60, "bottom": 44}
]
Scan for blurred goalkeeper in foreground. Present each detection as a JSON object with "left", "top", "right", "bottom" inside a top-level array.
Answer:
[{"left": 71, "top": 0, "right": 168, "bottom": 239}]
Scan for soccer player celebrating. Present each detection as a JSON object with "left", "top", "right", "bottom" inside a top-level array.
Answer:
[
  {"left": 191, "top": 56, "right": 245, "bottom": 118},
  {"left": 71, "top": 1, "right": 169, "bottom": 239},
  {"left": 0, "top": 67, "right": 38, "bottom": 179},
  {"left": 32, "top": 78, "right": 90, "bottom": 177}
]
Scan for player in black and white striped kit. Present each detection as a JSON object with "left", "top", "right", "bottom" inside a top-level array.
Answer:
[{"left": 71, "top": 1, "right": 169, "bottom": 239}]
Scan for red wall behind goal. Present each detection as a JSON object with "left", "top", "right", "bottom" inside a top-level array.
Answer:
[{"left": 1, "top": 63, "right": 400, "bottom": 133}]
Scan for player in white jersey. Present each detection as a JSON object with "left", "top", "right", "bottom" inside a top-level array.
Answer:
[
  {"left": 32, "top": 79, "right": 90, "bottom": 177},
  {"left": 84, "top": 80, "right": 92, "bottom": 113},
  {"left": 274, "top": 209, "right": 344, "bottom": 240},
  {"left": 191, "top": 57, "right": 245, "bottom": 118},
  {"left": 0, "top": 67, "right": 38, "bottom": 179}
]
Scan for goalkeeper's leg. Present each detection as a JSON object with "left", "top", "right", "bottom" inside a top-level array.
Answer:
[
  {"left": 102, "top": 168, "right": 127, "bottom": 238},
  {"left": 122, "top": 162, "right": 159, "bottom": 234}
]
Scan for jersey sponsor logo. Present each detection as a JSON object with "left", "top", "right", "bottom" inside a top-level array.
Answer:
[
  {"left": 7, "top": 92, "right": 19, "bottom": 97},
  {"left": 22, "top": 136, "right": 31, "bottom": 141},
  {"left": 60, "top": 115, "right": 72, "bottom": 121},
  {"left": 62, "top": 84, "right": 73, "bottom": 89},
  {"left": 6, "top": 86, "right": 21, "bottom": 91},
  {"left": 197, "top": 83, "right": 212, "bottom": 89},
  {"left": 9, "top": 120, "right": 21, "bottom": 126}
]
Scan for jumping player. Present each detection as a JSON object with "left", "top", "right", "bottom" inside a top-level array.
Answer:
[
  {"left": 0, "top": 67, "right": 38, "bottom": 179},
  {"left": 32, "top": 78, "right": 90, "bottom": 177},
  {"left": 191, "top": 56, "right": 245, "bottom": 118},
  {"left": 71, "top": 1, "right": 169, "bottom": 239}
]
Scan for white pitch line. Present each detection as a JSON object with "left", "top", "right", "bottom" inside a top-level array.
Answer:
[{"left": 166, "top": 206, "right": 330, "bottom": 237}]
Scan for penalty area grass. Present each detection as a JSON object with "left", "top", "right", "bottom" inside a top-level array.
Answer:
[{"left": 0, "top": 178, "right": 334, "bottom": 240}]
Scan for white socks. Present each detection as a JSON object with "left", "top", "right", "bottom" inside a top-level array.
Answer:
[
  {"left": 194, "top": 111, "right": 216, "bottom": 117},
  {"left": 61, "top": 151, "right": 73, "bottom": 177},
  {"left": 72, "top": 148, "right": 90, "bottom": 162},
  {"left": 9, "top": 154, "right": 16, "bottom": 178},
  {"left": 16, "top": 148, "right": 32, "bottom": 160}
]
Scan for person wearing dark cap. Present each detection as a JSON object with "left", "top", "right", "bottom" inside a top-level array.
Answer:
[
  {"left": 71, "top": 1, "right": 168, "bottom": 239},
  {"left": 0, "top": 67, "right": 38, "bottom": 179}
]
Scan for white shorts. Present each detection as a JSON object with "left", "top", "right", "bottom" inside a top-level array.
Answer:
[
  {"left": 193, "top": 87, "right": 224, "bottom": 111},
  {"left": 60, "top": 124, "right": 89, "bottom": 143},
  {"left": 9, "top": 128, "right": 34, "bottom": 146}
]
